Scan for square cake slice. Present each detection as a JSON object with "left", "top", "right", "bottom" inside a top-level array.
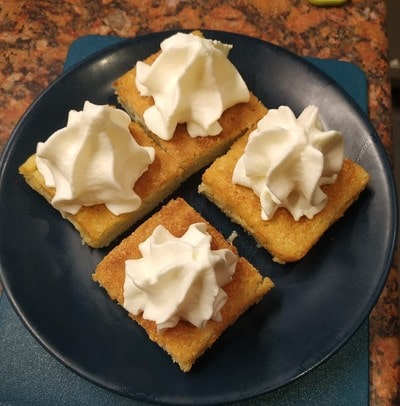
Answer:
[
  {"left": 92, "top": 197, "right": 274, "bottom": 372},
  {"left": 113, "top": 48, "right": 267, "bottom": 179},
  {"left": 199, "top": 131, "right": 370, "bottom": 263},
  {"left": 19, "top": 122, "right": 184, "bottom": 248}
]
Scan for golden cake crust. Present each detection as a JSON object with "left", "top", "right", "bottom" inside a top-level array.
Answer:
[
  {"left": 92, "top": 197, "right": 274, "bottom": 372},
  {"left": 113, "top": 39, "right": 267, "bottom": 178},
  {"left": 18, "top": 122, "right": 184, "bottom": 248},
  {"left": 199, "top": 131, "right": 370, "bottom": 263}
]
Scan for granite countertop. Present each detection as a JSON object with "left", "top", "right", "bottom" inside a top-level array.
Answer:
[{"left": 0, "top": 1, "right": 398, "bottom": 405}]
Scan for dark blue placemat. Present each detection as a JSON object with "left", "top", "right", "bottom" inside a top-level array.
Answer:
[{"left": 0, "top": 35, "right": 369, "bottom": 405}]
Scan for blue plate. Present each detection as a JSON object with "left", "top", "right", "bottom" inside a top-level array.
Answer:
[{"left": 0, "top": 30, "right": 397, "bottom": 405}]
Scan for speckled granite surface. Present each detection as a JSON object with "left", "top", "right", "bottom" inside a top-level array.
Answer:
[{"left": 0, "top": 1, "right": 398, "bottom": 404}]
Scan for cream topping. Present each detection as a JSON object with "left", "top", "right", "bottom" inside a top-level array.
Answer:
[
  {"left": 135, "top": 32, "right": 250, "bottom": 140},
  {"left": 232, "top": 105, "right": 344, "bottom": 220},
  {"left": 36, "top": 101, "right": 155, "bottom": 215},
  {"left": 123, "top": 223, "right": 237, "bottom": 331}
]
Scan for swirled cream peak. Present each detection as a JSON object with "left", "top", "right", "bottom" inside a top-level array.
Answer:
[
  {"left": 135, "top": 32, "right": 250, "bottom": 140},
  {"left": 36, "top": 101, "right": 155, "bottom": 216},
  {"left": 123, "top": 222, "right": 237, "bottom": 331},
  {"left": 233, "top": 105, "right": 344, "bottom": 220}
]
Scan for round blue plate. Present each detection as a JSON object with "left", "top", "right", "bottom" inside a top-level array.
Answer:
[{"left": 0, "top": 30, "right": 397, "bottom": 405}]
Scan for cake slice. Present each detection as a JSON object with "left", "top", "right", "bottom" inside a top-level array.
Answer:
[
  {"left": 19, "top": 122, "right": 184, "bottom": 248},
  {"left": 113, "top": 36, "right": 267, "bottom": 179},
  {"left": 199, "top": 130, "right": 370, "bottom": 263},
  {"left": 93, "top": 197, "right": 274, "bottom": 372}
]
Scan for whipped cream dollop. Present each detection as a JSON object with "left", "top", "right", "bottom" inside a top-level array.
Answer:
[
  {"left": 36, "top": 101, "right": 155, "bottom": 215},
  {"left": 135, "top": 32, "right": 250, "bottom": 140},
  {"left": 232, "top": 105, "right": 344, "bottom": 220},
  {"left": 123, "top": 222, "right": 237, "bottom": 331}
]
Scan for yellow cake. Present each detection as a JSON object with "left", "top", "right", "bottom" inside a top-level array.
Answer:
[
  {"left": 19, "top": 122, "right": 184, "bottom": 248},
  {"left": 113, "top": 33, "right": 267, "bottom": 179},
  {"left": 199, "top": 130, "right": 370, "bottom": 263},
  {"left": 93, "top": 197, "right": 274, "bottom": 372}
]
